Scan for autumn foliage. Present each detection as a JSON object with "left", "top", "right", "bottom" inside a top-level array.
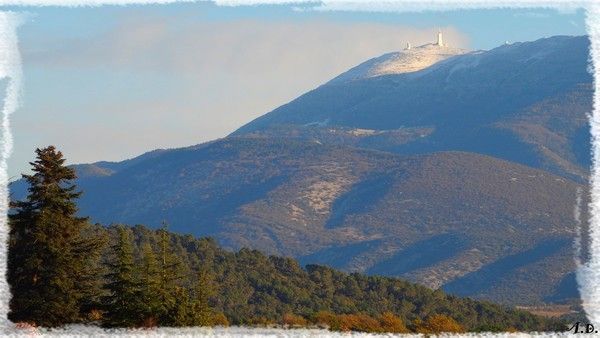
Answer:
[
  {"left": 309, "top": 311, "right": 409, "bottom": 333},
  {"left": 282, "top": 313, "right": 308, "bottom": 327},
  {"left": 414, "top": 314, "right": 465, "bottom": 333},
  {"left": 379, "top": 311, "right": 410, "bottom": 333}
]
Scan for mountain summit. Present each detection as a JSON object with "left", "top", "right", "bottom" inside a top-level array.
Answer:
[
  {"left": 329, "top": 31, "right": 468, "bottom": 84},
  {"left": 233, "top": 35, "right": 592, "bottom": 182}
]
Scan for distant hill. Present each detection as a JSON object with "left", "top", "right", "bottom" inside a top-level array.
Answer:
[{"left": 233, "top": 36, "right": 592, "bottom": 182}]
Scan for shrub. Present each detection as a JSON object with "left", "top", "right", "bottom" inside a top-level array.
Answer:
[
  {"left": 416, "top": 314, "right": 465, "bottom": 333},
  {"left": 312, "top": 311, "right": 339, "bottom": 329},
  {"left": 140, "top": 316, "right": 158, "bottom": 328},
  {"left": 249, "top": 316, "right": 275, "bottom": 327},
  {"left": 87, "top": 309, "right": 103, "bottom": 322},
  {"left": 378, "top": 312, "right": 409, "bottom": 333},
  {"left": 282, "top": 313, "right": 308, "bottom": 327},
  {"left": 212, "top": 313, "right": 229, "bottom": 326},
  {"left": 337, "top": 313, "right": 382, "bottom": 332}
]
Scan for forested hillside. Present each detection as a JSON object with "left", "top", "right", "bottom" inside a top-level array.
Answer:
[
  {"left": 103, "top": 223, "right": 567, "bottom": 332},
  {"left": 8, "top": 146, "right": 567, "bottom": 333}
]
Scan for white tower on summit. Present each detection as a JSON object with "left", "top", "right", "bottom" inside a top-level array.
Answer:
[{"left": 437, "top": 30, "right": 444, "bottom": 47}]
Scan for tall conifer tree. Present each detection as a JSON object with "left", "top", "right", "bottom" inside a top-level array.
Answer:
[
  {"left": 190, "top": 269, "right": 214, "bottom": 326},
  {"left": 156, "top": 222, "right": 186, "bottom": 325},
  {"left": 102, "top": 226, "right": 140, "bottom": 327},
  {"left": 8, "top": 146, "right": 104, "bottom": 326},
  {"left": 138, "top": 242, "right": 162, "bottom": 325}
]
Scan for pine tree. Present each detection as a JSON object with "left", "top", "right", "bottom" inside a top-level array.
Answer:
[
  {"left": 169, "top": 269, "right": 215, "bottom": 327},
  {"left": 102, "top": 226, "right": 141, "bottom": 327},
  {"left": 137, "top": 242, "right": 162, "bottom": 326},
  {"left": 156, "top": 222, "right": 186, "bottom": 325},
  {"left": 190, "top": 269, "right": 214, "bottom": 326},
  {"left": 170, "top": 286, "right": 194, "bottom": 326},
  {"left": 77, "top": 224, "right": 109, "bottom": 321},
  {"left": 8, "top": 146, "right": 105, "bottom": 327}
]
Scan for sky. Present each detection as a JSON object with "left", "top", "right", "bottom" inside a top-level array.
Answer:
[{"left": 2, "top": 2, "right": 587, "bottom": 178}]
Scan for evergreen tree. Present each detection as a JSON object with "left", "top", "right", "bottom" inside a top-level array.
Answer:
[
  {"left": 170, "top": 286, "right": 194, "bottom": 326},
  {"left": 156, "top": 222, "right": 186, "bottom": 325},
  {"left": 190, "top": 269, "right": 215, "bottom": 326},
  {"left": 137, "top": 242, "right": 162, "bottom": 326},
  {"left": 102, "top": 226, "right": 140, "bottom": 327},
  {"left": 165, "top": 274, "right": 213, "bottom": 326},
  {"left": 77, "top": 224, "right": 109, "bottom": 321},
  {"left": 8, "top": 146, "right": 104, "bottom": 326},
  {"left": 136, "top": 226, "right": 213, "bottom": 327}
]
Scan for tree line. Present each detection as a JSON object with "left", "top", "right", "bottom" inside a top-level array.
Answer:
[{"left": 7, "top": 146, "right": 568, "bottom": 333}]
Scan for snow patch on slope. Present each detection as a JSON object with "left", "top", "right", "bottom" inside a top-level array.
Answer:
[{"left": 328, "top": 43, "right": 468, "bottom": 84}]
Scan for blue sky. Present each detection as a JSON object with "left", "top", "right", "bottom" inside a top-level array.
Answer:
[{"left": 4, "top": 2, "right": 587, "bottom": 178}]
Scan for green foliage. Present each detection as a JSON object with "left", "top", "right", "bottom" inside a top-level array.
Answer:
[
  {"left": 189, "top": 270, "right": 215, "bottom": 326},
  {"left": 98, "top": 224, "right": 565, "bottom": 332},
  {"left": 101, "top": 224, "right": 215, "bottom": 328},
  {"left": 155, "top": 223, "right": 188, "bottom": 325},
  {"left": 8, "top": 146, "right": 105, "bottom": 327},
  {"left": 138, "top": 241, "right": 163, "bottom": 322},
  {"left": 102, "top": 226, "right": 141, "bottom": 327},
  {"left": 168, "top": 276, "right": 213, "bottom": 327}
]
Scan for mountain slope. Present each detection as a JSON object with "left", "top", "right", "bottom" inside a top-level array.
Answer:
[
  {"left": 11, "top": 137, "right": 584, "bottom": 305},
  {"left": 233, "top": 36, "right": 592, "bottom": 182}
]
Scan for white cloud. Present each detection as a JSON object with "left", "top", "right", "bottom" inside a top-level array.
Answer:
[{"left": 25, "top": 17, "right": 469, "bottom": 75}]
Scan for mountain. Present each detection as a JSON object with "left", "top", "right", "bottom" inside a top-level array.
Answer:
[
  {"left": 10, "top": 137, "right": 586, "bottom": 305},
  {"left": 233, "top": 36, "right": 593, "bottom": 182},
  {"left": 9, "top": 35, "right": 590, "bottom": 307}
]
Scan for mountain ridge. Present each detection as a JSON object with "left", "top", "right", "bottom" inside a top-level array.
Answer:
[{"left": 231, "top": 35, "right": 592, "bottom": 182}]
